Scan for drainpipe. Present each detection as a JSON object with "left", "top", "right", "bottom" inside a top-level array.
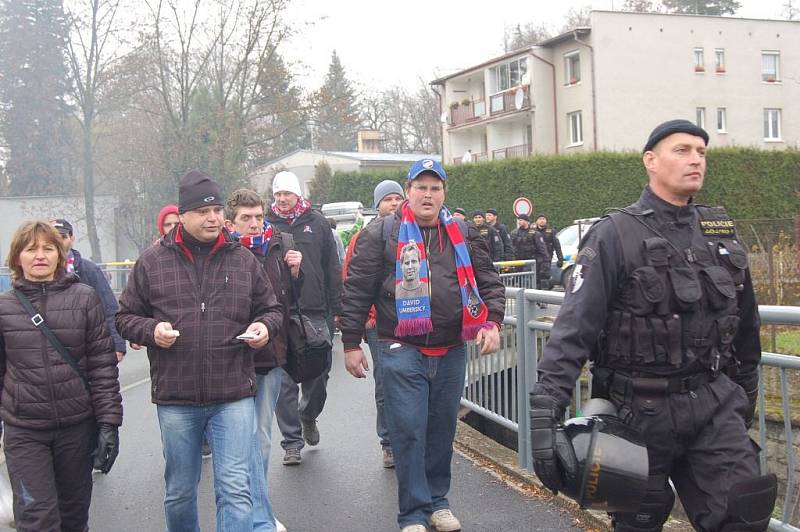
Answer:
[
  {"left": 431, "top": 83, "right": 445, "bottom": 159},
  {"left": 573, "top": 31, "right": 598, "bottom": 151},
  {"left": 530, "top": 50, "right": 559, "bottom": 154}
]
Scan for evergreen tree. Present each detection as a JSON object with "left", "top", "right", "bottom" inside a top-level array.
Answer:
[
  {"left": 308, "top": 160, "right": 333, "bottom": 204},
  {"left": 0, "top": 0, "right": 72, "bottom": 196},
  {"left": 661, "top": 0, "right": 741, "bottom": 15},
  {"left": 312, "top": 51, "right": 360, "bottom": 151}
]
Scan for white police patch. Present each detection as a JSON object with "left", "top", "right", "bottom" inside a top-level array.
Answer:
[{"left": 571, "top": 264, "right": 585, "bottom": 293}]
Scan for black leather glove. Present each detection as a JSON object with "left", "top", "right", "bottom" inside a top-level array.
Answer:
[
  {"left": 530, "top": 393, "right": 565, "bottom": 494},
  {"left": 733, "top": 371, "right": 759, "bottom": 429},
  {"left": 93, "top": 423, "right": 119, "bottom": 474}
]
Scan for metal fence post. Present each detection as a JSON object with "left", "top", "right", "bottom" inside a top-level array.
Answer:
[
  {"left": 517, "top": 289, "right": 540, "bottom": 472},
  {"left": 515, "top": 289, "right": 530, "bottom": 470}
]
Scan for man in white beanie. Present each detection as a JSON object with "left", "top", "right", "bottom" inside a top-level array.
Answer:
[{"left": 267, "top": 171, "right": 343, "bottom": 465}]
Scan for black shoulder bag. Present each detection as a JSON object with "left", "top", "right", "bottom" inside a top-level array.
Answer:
[
  {"left": 280, "top": 234, "right": 332, "bottom": 384},
  {"left": 13, "top": 289, "right": 91, "bottom": 394}
]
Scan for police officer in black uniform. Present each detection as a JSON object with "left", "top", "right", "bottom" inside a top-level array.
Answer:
[
  {"left": 529, "top": 120, "right": 776, "bottom": 532},
  {"left": 472, "top": 210, "right": 504, "bottom": 262},
  {"left": 511, "top": 214, "right": 545, "bottom": 261},
  {"left": 486, "top": 208, "right": 514, "bottom": 261}
]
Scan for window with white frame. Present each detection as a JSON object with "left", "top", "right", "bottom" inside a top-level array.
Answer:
[
  {"left": 762, "top": 52, "right": 780, "bottom": 82},
  {"left": 490, "top": 57, "right": 528, "bottom": 93},
  {"left": 694, "top": 47, "right": 704, "bottom": 72},
  {"left": 716, "top": 108, "right": 727, "bottom": 133},
  {"left": 763, "top": 109, "right": 781, "bottom": 140},
  {"left": 715, "top": 49, "right": 725, "bottom": 72},
  {"left": 568, "top": 111, "right": 583, "bottom": 146},
  {"left": 696, "top": 107, "right": 706, "bottom": 129},
  {"left": 565, "top": 51, "right": 581, "bottom": 85}
]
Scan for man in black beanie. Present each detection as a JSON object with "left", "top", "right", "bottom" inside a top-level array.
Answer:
[
  {"left": 472, "top": 210, "right": 503, "bottom": 262},
  {"left": 485, "top": 208, "right": 513, "bottom": 261},
  {"left": 528, "top": 120, "right": 775, "bottom": 532},
  {"left": 117, "top": 169, "right": 284, "bottom": 530}
]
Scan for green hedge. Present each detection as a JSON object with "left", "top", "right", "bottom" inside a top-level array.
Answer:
[{"left": 329, "top": 148, "right": 800, "bottom": 229}]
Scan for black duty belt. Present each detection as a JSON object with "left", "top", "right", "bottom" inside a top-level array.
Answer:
[{"left": 611, "top": 371, "right": 716, "bottom": 396}]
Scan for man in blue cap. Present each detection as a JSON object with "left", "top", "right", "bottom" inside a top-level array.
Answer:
[
  {"left": 341, "top": 159, "right": 505, "bottom": 532},
  {"left": 528, "top": 120, "right": 776, "bottom": 532}
]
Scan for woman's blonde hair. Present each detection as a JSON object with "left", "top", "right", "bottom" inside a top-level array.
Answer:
[{"left": 6, "top": 220, "right": 68, "bottom": 281}]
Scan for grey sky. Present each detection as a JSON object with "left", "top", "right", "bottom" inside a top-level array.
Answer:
[{"left": 283, "top": 0, "right": 792, "bottom": 92}]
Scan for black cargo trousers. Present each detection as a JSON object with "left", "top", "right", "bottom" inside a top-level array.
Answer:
[
  {"left": 4, "top": 418, "right": 96, "bottom": 532},
  {"left": 595, "top": 371, "right": 770, "bottom": 532}
]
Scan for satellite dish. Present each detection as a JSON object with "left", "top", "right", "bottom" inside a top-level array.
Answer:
[
  {"left": 440, "top": 111, "right": 449, "bottom": 124},
  {"left": 514, "top": 89, "right": 524, "bottom": 110}
]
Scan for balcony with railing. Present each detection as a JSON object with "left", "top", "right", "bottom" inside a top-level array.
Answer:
[
  {"left": 449, "top": 100, "right": 486, "bottom": 127},
  {"left": 489, "top": 85, "right": 530, "bottom": 116},
  {"left": 451, "top": 151, "right": 488, "bottom": 165},
  {"left": 491, "top": 143, "right": 531, "bottom": 160}
]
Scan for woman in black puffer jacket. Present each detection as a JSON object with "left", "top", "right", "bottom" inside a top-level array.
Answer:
[{"left": 0, "top": 220, "right": 122, "bottom": 532}]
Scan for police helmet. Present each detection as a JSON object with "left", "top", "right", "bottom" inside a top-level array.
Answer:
[{"left": 554, "top": 400, "right": 649, "bottom": 513}]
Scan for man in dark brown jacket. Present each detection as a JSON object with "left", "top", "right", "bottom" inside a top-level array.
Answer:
[
  {"left": 116, "top": 171, "right": 283, "bottom": 531},
  {"left": 341, "top": 159, "right": 505, "bottom": 532}
]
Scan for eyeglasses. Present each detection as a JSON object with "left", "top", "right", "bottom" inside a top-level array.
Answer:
[{"left": 410, "top": 184, "right": 444, "bottom": 194}]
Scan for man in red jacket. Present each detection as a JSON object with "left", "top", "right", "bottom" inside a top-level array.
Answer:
[{"left": 117, "top": 170, "right": 283, "bottom": 531}]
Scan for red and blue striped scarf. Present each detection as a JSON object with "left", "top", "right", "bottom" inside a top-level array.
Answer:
[
  {"left": 233, "top": 221, "right": 274, "bottom": 255},
  {"left": 394, "top": 201, "right": 488, "bottom": 340}
]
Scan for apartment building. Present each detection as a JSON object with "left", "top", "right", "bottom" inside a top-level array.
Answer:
[{"left": 432, "top": 10, "right": 800, "bottom": 164}]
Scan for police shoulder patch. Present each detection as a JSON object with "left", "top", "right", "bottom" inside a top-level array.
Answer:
[{"left": 577, "top": 246, "right": 597, "bottom": 262}]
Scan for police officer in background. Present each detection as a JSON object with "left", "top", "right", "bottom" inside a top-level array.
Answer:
[
  {"left": 511, "top": 214, "right": 547, "bottom": 263},
  {"left": 531, "top": 214, "right": 562, "bottom": 290},
  {"left": 472, "top": 210, "right": 504, "bottom": 262},
  {"left": 529, "top": 120, "right": 776, "bottom": 532},
  {"left": 485, "top": 208, "right": 514, "bottom": 261}
]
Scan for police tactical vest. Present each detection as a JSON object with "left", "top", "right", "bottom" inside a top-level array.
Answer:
[{"left": 600, "top": 204, "right": 748, "bottom": 375}]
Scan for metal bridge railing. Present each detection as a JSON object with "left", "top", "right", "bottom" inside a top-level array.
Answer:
[{"left": 461, "top": 287, "right": 800, "bottom": 531}]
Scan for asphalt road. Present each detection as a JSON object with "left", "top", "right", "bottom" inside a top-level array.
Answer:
[{"left": 2, "top": 340, "right": 585, "bottom": 531}]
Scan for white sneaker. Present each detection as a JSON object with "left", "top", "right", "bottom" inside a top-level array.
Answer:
[
  {"left": 401, "top": 526, "right": 427, "bottom": 532},
  {"left": 431, "top": 509, "right": 461, "bottom": 531},
  {"left": 275, "top": 518, "right": 287, "bottom": 532}
]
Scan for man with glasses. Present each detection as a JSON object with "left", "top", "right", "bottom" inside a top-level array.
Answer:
[{"left": 341, "top": 159, "right": 505, "bottom": 532}]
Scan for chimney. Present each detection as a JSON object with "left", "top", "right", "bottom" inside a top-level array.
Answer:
[{"left": 357, "top": 129, "right": 384, "bottom": 153}]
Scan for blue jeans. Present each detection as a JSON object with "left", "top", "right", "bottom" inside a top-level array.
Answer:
[
  {"left": 157, "top": 397, "right": 256, "bottom": 532},
  {"left": 252, "top": 369, "right": 283, "bottom": 531},
  {"left": 380, "top": 342, "right": 467, "bottom": 528},
  {"left": 366, "top": 328, "right": 390, "bottom": 449}
]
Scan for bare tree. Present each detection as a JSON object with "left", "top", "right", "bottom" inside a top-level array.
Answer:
[
  {"left": 65, "top": 0, "right": 131, "bottom": 261},
  {"left": 782, "top": 0, "right": 798, "bottom": 20},
  {"left": 503, "top": 22, "right": 552, "bottom": 52},
  {"left": 560, "top": 6, "right": 592, "bottom": 33},
  {"left": 621, "top": 0, "right": 662, "bottom": 11}
]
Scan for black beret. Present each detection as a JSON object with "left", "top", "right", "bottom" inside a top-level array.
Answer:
[
  {"left": 516, "top": 214, "right": 530, "bottom": 221},
  {"left": 643, "top": 119, "right": 709, "bottom": 153},
  {"left": 472, "top": 210, "right": 485, "bottom": 218},
  {"left": 486, "top": 208, "right": 498, "bottom": 215},
  {"left": 535, "top": 213, "right": 547, "bottom": 220}
]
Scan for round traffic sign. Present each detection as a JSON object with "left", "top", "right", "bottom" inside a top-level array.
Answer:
[{"left": 513, "top": 197, "right": 533, "bottom": 217}]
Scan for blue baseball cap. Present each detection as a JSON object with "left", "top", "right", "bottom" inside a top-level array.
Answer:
[{"left": 407, "top": 158, "right": 447, "bottom": 181}]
